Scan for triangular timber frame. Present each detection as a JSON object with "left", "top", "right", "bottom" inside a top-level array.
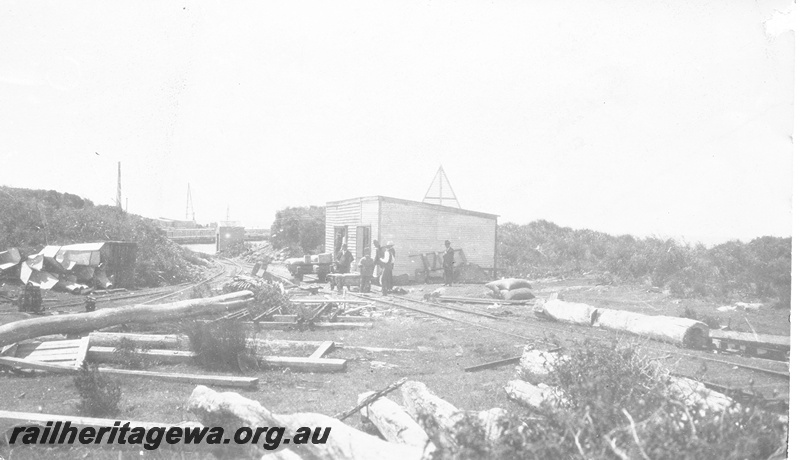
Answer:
[{"left": 422, "top": 165, "right": 461, "bottom": 208}]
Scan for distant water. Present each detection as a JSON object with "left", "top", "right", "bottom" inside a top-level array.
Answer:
[{"left": 182, "top": 243, "right": 217, "bottom": 255}]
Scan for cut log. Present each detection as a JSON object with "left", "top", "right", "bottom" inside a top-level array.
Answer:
[
  {"left": 88, "top": 332, "right": 187, "bottom": 349},
  {"left": 0, "top": 357, "right": 258, "bottom": 388},
  {"left": 595, "top": 308, "right": 709, "bottom": 349},
  {"left": 401, "top": 380, "right": 508, "bottom": 450},
  {"left": 358, "top": 391, "right": 433, "bottom": 456},
  {"left": 538, "top": 299, "right": 599, "bottom": 326},
  {"left": 504, "top": 379, "right": 560, "bottom": 410},
  {"left": 0, "top": 291, "right": 254, "bottom": 347},
  {"left": 187, "top": 385, "right": 421, "bottom": 460}
]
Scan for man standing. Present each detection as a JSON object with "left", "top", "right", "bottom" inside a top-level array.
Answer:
[
  {"left": 372, "top": 239, "right": 384, "bottom": 285},
  {"left": 357, "top": 250, "right": 374, "bottom": 293},
  {"left": 443, "top": 240, "right": 455, "bottom": 286},
  {"left": 380, "top": 241, "right": 395, "bottom": 295},
  {"left": 336, "top": 244, "right": 354, "bottom": 274}
]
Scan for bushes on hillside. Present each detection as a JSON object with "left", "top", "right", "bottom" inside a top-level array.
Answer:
[
  {"left": 0, "top": 186, "right": 200, "bottom": 287},
  {"left": 498, "top": 221, "right": 790, "bottom": 306}
]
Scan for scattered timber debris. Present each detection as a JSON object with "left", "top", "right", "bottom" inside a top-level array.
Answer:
[{"left": 0, "top": 357, "right": 258, "bottom": 389}]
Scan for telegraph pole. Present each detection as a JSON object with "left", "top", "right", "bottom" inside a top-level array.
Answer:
[{"left": 116, "top": 161, "right": 122, "bottom": 209}]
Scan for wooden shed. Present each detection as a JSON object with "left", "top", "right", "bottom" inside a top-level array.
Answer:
[{"left": 325, "top": 196, "right": 498, "bottom": 279}]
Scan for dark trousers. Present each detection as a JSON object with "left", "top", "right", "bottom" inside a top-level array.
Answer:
[
  {"left": 360, "top": 275, "right": 371, "bottom": 292},
  {"left": 443, "top": 265, "right": 454, "bottom": 286},
  {"left": 381, "top": 265, "right": 393, "bottom": 294}
]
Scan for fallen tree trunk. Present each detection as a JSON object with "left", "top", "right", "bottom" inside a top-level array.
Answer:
[
  {"left": 538, "top": 299, "right": 599, "bottom": 326},
  {"left": 358, "top": 391, "right": 433, "bottom": 456},
  {"left": 595, "top": 308, "right": 709, "bottom": 349},
  {"left": 0, "top": 291, "right": 254, "bottom": 347},
  {"left": 504, "top": 379, "right": 561, "bottom": 410},
  {"left": 187, "top": 385, "right": 420, "bottom": 460},
  {"left": 401, "top": 381, "right": 508, "bottom": 451}
]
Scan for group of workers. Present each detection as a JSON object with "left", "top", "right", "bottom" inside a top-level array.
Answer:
[{"left": 335, "top": 239, "right": 455, "bottom": 295}]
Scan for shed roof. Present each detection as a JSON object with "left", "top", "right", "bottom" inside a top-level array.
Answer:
[{"left": 326, "top": 195, "right": 498, "bottom": 220}]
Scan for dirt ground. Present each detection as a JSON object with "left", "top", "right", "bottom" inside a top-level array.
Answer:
[{"left": 0, "top": 261, "right": 791, "bottom": 458}]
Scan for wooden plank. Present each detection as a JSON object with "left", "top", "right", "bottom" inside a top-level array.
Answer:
[
  {"left": 333, "top": 315, "right": 373, "bottom": 323},
  {"left": 0, "top": 343, "right": 18, "bottom": 356},
  {"left": 464, "top": 356, "right": 521, "bottom": 372},
  {"left": 24, "top": 348, "right": 79, "bottom": 358},
  {"left": 16, "top": 339, "right": 81, "bottom": 352},
  {"left": 88, "top": 332, "right": 183, "bottom": 349},
  {"left": 260, "top": 356, "right": 346, "bottom": 372},
  {"left": 74, "top": 335, "right": 91, "bottom": 368},
  {"left": 709, "top": 330, "right": 790, "bottom": 351},
  {"left": 290, "top": 298, "right": 370, "bottom": 304},
  {"left": 0, "top": 357, "right": 75, "bottom": 373},
  {"left": 87, "top": 346, "right": 196, "bottom": 364},
  {"left": 438, "top": 296, "right": 530, "bottom": 305},
  {"left": 37, "top": 357, "right": 76, "bottom": 363},
  {"left": 249, "top": 339, "right": 413, "bottom": 353},
  {"left": 99, "top": 368, "right": 258, "bottom": 389},
  {"left": 309, "top": 341, "right": 335, "bottom": 359},
  {"left": 272, "top": 314, "right": 373, "bottom": 323},
  {"left": 273, "top": 315, "right": 299, "bottom": 323},
  {"left": 0, "top": 356, "right": 257, "bottom": 388}
]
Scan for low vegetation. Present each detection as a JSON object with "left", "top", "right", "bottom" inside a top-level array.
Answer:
[
  {"left": 184, "top": 320, "right": 255, "bottom": 372},
  {"left": 439, "top": 340, "right": 786, "bottom": 460},
  {"left": 112, "top": 338, "right": 150, "bottom": 370},
  {"left": 498, "top": 220, "right": 790, "bottom": 307},
  {"left": 0, "top": 186, "right": 203, "bottom": 287},
  {"left": 73, "top": 362, "right": 122, "bottom": 417}
]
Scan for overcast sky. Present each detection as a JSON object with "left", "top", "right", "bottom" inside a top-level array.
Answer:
[{"left": 0, "top": 0, "right": 794, "bottom": 245}]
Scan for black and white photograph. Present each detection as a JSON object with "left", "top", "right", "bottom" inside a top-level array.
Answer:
[{"left": 0, "top": 1, "right": 795, "bottom": 458}]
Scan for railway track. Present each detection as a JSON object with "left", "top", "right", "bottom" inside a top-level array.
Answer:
[{"left": 348, "top": 292, "right": 789, "bottom": 402}]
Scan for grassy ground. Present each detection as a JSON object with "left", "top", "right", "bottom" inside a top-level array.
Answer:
[{"left": 0, "top": 268, "right": 790, "bottom": 458}]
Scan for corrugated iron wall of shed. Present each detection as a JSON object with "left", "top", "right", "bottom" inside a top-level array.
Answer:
[{"left": 379, "top": 200, "right": 496, "bottom": 277}]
